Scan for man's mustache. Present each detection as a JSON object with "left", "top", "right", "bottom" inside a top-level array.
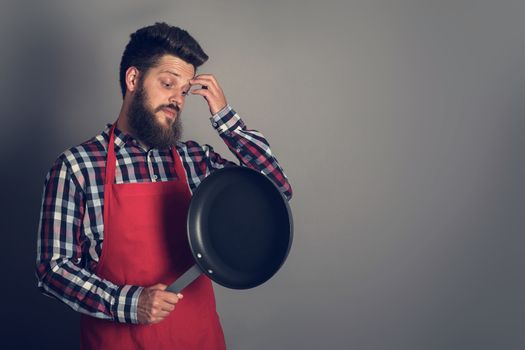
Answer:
[{"left": 155, "top": 104, "right": 180, "bottom": 113}]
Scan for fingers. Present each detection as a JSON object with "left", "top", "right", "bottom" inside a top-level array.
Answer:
[
  {"left": 189, "top": 87, "right": 211, "bottom": 97},
  {"left": 190, "top": 74, "right": 219, "bottom": 89},
  {"left": 189, "top": 76, "right": 216, "bottom": 97},
  {"left": 150, "top": 283, "right": 167, "bottom": 290},
  {"left": 189, "top": 74, "right": 227, "bottom": 115},
  {"left": 159, "top": 290, "right": 183, "bottom": 305},
  {"left": 137, "top": 284, "right": 184, "bottom": 325}
]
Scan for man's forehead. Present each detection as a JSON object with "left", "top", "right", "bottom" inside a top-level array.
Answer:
[{"left": 154, "top": 55, "right": 195, "bottom": 78}]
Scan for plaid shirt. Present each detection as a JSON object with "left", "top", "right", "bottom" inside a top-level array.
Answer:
[{"left": 36, "top": 105, "right": 292, "bottom": 324}]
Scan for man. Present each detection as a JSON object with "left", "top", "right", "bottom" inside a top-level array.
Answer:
[{"left": 36, "top": 22, "right": 292, "bottom": 349}]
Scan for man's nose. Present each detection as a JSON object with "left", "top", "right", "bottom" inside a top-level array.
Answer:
[{"left": 169, "top": 90, "right": 185, "bottom": 107}]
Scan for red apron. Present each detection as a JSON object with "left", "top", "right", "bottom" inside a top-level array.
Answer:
[{"left": 80, "top": 124, "right": 226, "bottom": 349}]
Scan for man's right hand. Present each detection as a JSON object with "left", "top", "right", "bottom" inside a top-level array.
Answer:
[{"left": 137, "top": 283, "right": 183, "bottom": 324}]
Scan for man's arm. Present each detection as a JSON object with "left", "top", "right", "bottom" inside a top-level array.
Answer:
[
  {"left": 35, "top": 157, "right": 143, "bottom": 323},
  {"left": 189, "top": 74, "right": 293, "bottom": 200},
  {"left": 209, "top": 105, "right": 293, "bottom": 200}
]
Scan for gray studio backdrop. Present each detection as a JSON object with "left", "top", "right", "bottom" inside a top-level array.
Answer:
[{"left": 1, "top": 0, "right": 524, "bottom": 349}]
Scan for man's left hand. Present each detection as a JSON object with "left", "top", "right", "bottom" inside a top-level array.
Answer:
[{"left": 190, "top": 74, "right": 227, "bottom": 115}]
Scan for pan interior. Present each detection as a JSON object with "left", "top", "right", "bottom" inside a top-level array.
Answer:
[{"left": 188, "top": 167, "right": 291, "bottom": 289}]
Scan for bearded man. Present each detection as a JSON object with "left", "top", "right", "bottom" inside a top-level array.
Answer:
[{"left": 36, "top": 22, "right": 292, "bottom": 349}]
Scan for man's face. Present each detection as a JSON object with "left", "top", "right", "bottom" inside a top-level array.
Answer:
[{"left": 128, "top": 55, "right": 195, "bottom": 148}]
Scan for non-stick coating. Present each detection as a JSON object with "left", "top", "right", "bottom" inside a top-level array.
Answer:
[{"left": 187, "top": 166, "right": 293, "bottom": 289}]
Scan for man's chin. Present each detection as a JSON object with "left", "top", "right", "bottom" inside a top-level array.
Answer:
[{"left": 156, "top": 112, "right": 178, "bottom": 127}]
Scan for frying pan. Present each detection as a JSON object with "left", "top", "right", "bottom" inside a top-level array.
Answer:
[{"left": 167, "top": 166, "right": 293, "bottom": 293}]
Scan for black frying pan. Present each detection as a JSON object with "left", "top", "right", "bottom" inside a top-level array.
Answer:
[{"left": 167, "top": 166, "right": 293, "bottom": 293}]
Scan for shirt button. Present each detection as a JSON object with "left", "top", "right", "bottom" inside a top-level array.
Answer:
[{"left": 213, "top": 122, "right": 218, "bottom": 127}]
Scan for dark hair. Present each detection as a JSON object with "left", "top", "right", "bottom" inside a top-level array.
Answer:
[{"left": 119, "top": 22, "right": 208, "bottom": 97}]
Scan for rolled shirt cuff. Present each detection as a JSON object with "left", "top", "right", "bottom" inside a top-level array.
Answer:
[
  {"left": 112, "top": 285, "right": 143, "bottom": 324},
  {"left": 209, "top": 104, "right": 244, "bottom": 134}
]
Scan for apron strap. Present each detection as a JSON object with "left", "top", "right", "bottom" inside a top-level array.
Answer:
[
  {"left": 170, "top": 146, "right": 186, "bottom": 183},
  {"left": 105, "top": 123, "right": 118, "bottom": 185}
]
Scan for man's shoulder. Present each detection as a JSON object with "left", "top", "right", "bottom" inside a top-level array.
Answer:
[
  {"left": 53, "top": 126, "right": 110, "bottom": 175},
  {"left": 176, "top": 139, "right": 203, "bottom": 150},
  {"left": 175, "top": 139, "right": 213, "bottom": 161},
  {"left": 178, "top": 138, "right": 225, "bottom": 152}
]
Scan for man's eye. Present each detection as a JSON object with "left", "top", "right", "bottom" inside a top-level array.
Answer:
[{"left": 162, "top": 82, "right": 172, "bottom": 88}]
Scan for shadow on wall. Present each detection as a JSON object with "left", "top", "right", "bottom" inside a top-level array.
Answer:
[{"left": 1, "top": 8, "right": 92, "bottom": 350}]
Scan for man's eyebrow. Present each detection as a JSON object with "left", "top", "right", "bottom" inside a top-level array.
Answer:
[{"left": 160, "top": 70, "right": 180, "bottom": 77}]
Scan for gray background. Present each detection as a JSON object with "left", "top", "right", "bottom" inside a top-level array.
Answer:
[{"left": 1, "top": 0, "right": 524, "bottom": 349}]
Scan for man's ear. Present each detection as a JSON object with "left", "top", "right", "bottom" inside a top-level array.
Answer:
[{"left": 125, "top": 67, "right": 141, "bottom": 93}]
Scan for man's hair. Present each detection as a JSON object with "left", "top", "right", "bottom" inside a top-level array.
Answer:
[{"left": 119, "top": 22, "right": 208, "bottom": 98}]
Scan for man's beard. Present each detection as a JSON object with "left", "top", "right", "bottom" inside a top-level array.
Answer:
[{"left": 128, "top": 84, "right": 183, "bottom": 149}]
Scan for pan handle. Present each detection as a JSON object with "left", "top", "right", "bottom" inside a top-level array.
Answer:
[{"left": 166, "top": 264, "right": 202, "bottom": 293}]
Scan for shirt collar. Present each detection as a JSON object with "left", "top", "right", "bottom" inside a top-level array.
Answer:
[
  {"left": 103, "top": 123, "right": 175, "bottom": 153},
  {"left": 103, "top": 123, "right": 139, "bottom": 152}
]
